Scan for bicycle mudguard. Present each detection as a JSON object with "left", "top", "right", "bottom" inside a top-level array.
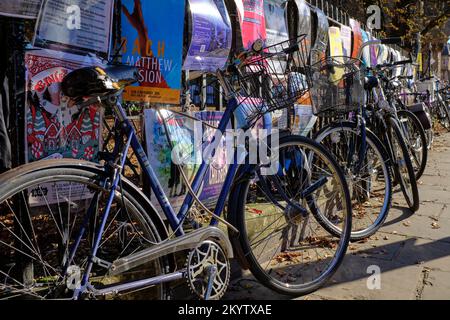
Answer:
[{"left": 0, "top": 159, "right": 169, "bottom": 241}]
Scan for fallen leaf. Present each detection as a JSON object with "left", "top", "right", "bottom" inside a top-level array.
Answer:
[{"left": 431, "top": 222, "right": 441, "bottom": 229}]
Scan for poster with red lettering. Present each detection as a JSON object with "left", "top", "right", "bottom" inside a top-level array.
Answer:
[
  {"left": 25, "top": 49, "right": 103, "bottom": 163},
  {"left": 241, "top": 0, "right": 267, "bottom": 49}
]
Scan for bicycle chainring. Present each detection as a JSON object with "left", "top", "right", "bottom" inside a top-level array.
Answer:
[{"left": 185, "top": 240, "right": 230, "bottom": 300}]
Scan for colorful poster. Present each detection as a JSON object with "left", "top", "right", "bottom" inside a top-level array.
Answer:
[
  {"left": 242, "top": 0, "right": 267, "bottom": 49},
  {"left": 0, "top": 0, "right": 42, "bottom": 19},
  {"left": 368, "top": 32, "right": 378, "bottom": 67},
  {"left": 340, "top": 25, "right": 352, "bottom": 60},
  {"left": 264, "top": 0, "right": 288, "bottom": 48},
  {"left": 144, "top": 109, "right": 229, "bottom": 212},
  {"left": 195, "top": 111, "right": 231, "bottom": 207},
  {"left": 25, "top": 49, "right": 103, "bottom": 164},
  {"left": 121, "top": 0, "right": 185, "bottom": 104},
  {"left": 34, "top": 0, "right": 113, "bottom": 56},
  {"left": 294, "top": 0, "right": 311, "bottom": 55},
  {"left": 361, "top": 29, "right": 371, "bottom": 66},
  {"left": 311, "top": 7, "right": 329, "bottom": 64},
  {"left": 144, "top": 109, "right": 197, "bottom": 212},
  {"left": 350, "top": 19, "right": 363, "bottom": 59},
  {"left": 183, "top": 0, "right": 232, "bottom": 72},
  {"left": 328, "top": 27, "right": 344, "bottom": 82}
]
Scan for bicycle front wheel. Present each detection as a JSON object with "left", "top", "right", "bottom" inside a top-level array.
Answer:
[
  {"left": 0, "top": 160, "right": 167, "bottom": 300},
  {"left": 314, "top": 121, "right": 392, "bottom": 240},
  {"left": 228, "top": 135, "right": 352, "bottom": 296}
]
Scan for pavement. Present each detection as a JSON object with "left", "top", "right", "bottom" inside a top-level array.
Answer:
[{"left": 224, "top": 132, "right": 450, "bottom": 300}]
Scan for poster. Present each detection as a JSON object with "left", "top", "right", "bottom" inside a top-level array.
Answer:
[
  {"left": 183, "top": 0, "right": 232, "bottom": 72},
  {"left": 25, "top": 49, "right": 103, "bottom": 163},
  {"left": 328, "top": 27, "right": 344, "bottom": 82},
  {"left": 195, "top": 111, "right": 231, "bottom": 207},
  {"left": 350, "top": 19, "right": 363, "bottom": 59},
  {"left": 311, "top": 7, "right": 329, "bottom": 65},
  {"left": 361, "top": 30, "right": 371, "bottom": 66},
  {"left": 122, "top": 0, "right": 185, "bottom": 104},
  {"left": 340, "top": 25, "right": 352, "bottom": 61},
  {"left": 264, "top": 0, "right": 288, "bottom": 48},
  {"left": 294, "top": 0, "right": 311, "bottom": 56},
  {"left": 292, "top": 105, "right": 317, "bottom": 136},
  {"left": 144, "top": 109, "right": 229, "bottom": 212},
  {"left": 25, "top": 49, "right": 103, "bottom": 207},
  {"left": 241, "top": 0, "right": 267, "bottom": 50},
  {"left": 34, "top": 0, "right": 113, "bottom": 56},
  {"left": 368, "top": 32, "right": 378, "bottom": 67},
  {"left": 0, "top": 0, "right": 42, "bottom": 19}
]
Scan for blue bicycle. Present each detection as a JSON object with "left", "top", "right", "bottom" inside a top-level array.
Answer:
[{"left": 0, "top": 38, "right": 351, "bottom": 299}]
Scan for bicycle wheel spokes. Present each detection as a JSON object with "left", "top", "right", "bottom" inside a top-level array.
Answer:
[
  {"left": 315, "top": 124, "right": 392, "bottom": 239},
  {"left": 242, "top": 139, "right": 350, "bottom": 290},
  {"left": 0, "top": 177, "right": 162, "bottom": 300}
]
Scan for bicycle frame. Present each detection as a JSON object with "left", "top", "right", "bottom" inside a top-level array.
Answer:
[{"left": 66, "top": 92, "right": 243, "bottom": 298}]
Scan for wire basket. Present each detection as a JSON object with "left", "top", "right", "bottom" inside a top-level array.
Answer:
[
  {"left": 309, "top": 57, "right": 365, "bottom": 117},
  {"left": 225, "top": 35, "right": 312, "bottom": 129}
]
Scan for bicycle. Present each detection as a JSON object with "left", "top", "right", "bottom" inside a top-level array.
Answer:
[
  {"left": 314, "top": 38, "right": 419, "bottom": 241},
  {"left": 0, "top": 37, "right": 352, "bottom": 299}
]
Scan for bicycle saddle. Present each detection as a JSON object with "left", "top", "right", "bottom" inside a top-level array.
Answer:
[{"left": 61, "top": 65, "right": 139, "bottom": 99}]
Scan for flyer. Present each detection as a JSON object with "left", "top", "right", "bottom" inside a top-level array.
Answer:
[
  {"left": 350, "top": 18, "right": 363, "bottom": 59},
  {"left": 0, "top": 0, "right": 42, "bottom": 19},
  {"left": 183, "top": 0, "right": 232, "bottom": 72},
  {"left": 361, "top": 29, "right": 371, "bottom": 66},
  {"left": 340, "top": 25, "right": 352, "bottom": 60},
  {"left": 294, "top": 0, "right": 311, "bottom": 56},
  {"left": 328, "top": 26, "right": 344, "bottom": 82},
  {"left": 311, "top": 7, "right": 329, "bottom": 64},
  {"left": 264, "top": 0, "right": 288, "bottom": 48},
  {"left": 121, "top": 0, "right": 185, "bottom": 104},
  {"left": 195, "top": 111, "right": 231, "bottom": 208},
  {"left": 25, "top": 49, "right": 104, "bottom": 207},
  {"left": 241, "top": 0, "right": 267, "bottom": 50},
  {"left": 34, "top": 0, "right": 113, "bottom": 56},
  {"left": 144, "top": 109, "right": 229, "bottom": 212}
]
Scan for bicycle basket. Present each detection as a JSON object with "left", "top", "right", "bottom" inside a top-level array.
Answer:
[
  {"left": 226, "top": 35, "right": 311, "bottom": 128},
  {"left": 309, "top": 56, "right": 365, "bottom": 117}
]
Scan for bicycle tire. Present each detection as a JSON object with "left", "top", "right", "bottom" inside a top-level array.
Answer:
[
  {"left": 0, "top": 160, "right": 169, "bottom": 300},
  {"left": 397, "top": 110, "right": 428, "bottom": 180},
  {"left": 389, "top": 117, "right": 420, "bottom": 212},
  {"left": 314, "top": 121, "right": 393, "bottom": 240},
  {"left": 228, "top": 135, "right": 352, "bottom": 296}
]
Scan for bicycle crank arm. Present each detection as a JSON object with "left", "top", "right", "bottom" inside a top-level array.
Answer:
[{"left": 109, "top": 227, "right": 233, "bottom": 276}]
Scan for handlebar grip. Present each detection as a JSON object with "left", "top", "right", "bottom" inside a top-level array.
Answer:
[
  {"left": 393, "top": 59, "right": 412, "bottom": 66},
  {"left": 381, "top": 37, "right": 403, "bottom": 45}
]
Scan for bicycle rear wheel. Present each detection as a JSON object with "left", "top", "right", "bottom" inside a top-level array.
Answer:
[
  {"left": 228, "top": 135, "right": 351, "bottom": 296},
  {"left": 397, "top": 110, "right": 428, "bottom": 180},
  {"left": 0, "top": 161, "right": 167, "bottom": 300},
  {"left": 389, "top": 117, "right": 420, "bottom": 212}
]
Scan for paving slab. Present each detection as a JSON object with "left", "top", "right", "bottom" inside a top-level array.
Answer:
[{"left": 227, "top": 133, "right": 450, "bottom": 300}]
